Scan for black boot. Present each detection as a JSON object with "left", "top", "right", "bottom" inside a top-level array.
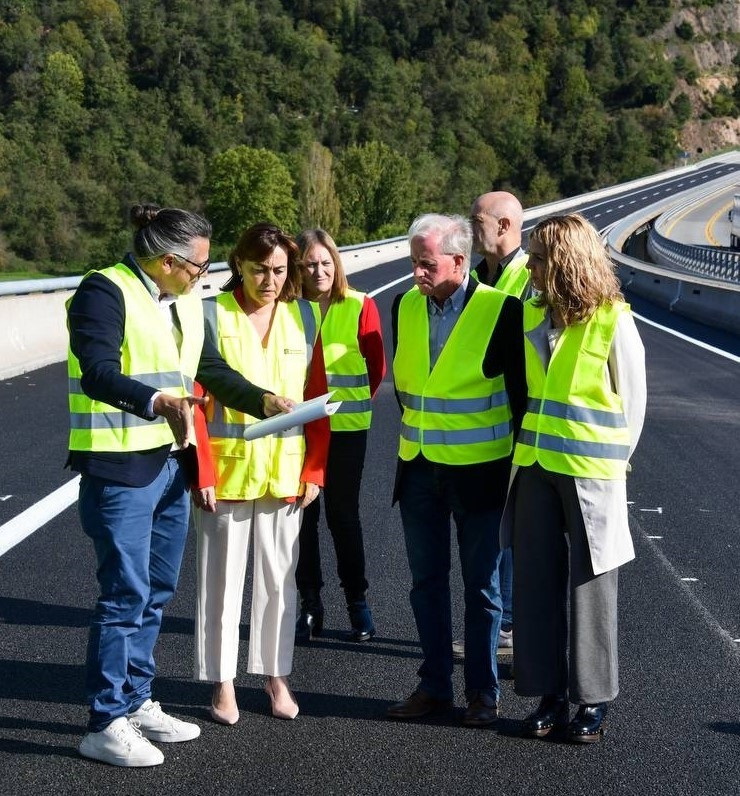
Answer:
[
  {"left": 295, "top": 590, "right": 324, "bottom": 642},
  {"left": 345, "top": 595, "right": 375, "bottom": 642},
  {"left": 566, "top": 703, "right": 608, "bottom": 743},
  {"left": 522, "top": 695, "right": 570, "bottom": 738}
]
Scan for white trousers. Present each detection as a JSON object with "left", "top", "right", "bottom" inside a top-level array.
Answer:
[{"left": 194, "top": 496, "right": 301, "bottom": 681}]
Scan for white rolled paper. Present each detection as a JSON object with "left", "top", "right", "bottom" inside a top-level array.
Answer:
[{"left": 242, "top": 392, "right": 341, "bottom": 441}]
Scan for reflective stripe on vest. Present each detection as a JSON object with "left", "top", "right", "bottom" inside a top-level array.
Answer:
[
  {"left": 204, "top": 293, "right": 319, "bottom": 500},
  {"left": 67, "top": 263, "right": 203, "bottom": 452},
  {"left": 513, "top": 301, "right": 631, "bottom": 479},
  {"left": 320, "top": 289, "right": 373, "bottom": 431},
  {"left": 393, "top": 284, "right": 513, "bottom": 465}
]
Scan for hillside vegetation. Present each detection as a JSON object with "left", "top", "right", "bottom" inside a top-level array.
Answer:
[{"left": 0, "top": 0, "right": 737, "bottom": 272}]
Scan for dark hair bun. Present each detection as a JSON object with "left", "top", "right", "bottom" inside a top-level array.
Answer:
[{"left": 130, "top": 204, "right": 161, "bottom": 230}]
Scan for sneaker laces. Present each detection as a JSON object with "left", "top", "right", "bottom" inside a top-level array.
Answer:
[
  {"left": 143, "top": 700, "right": 180, "bottom": 729},
  {"left": 110, "top": 718, "right": 145, "bottom": 750}
]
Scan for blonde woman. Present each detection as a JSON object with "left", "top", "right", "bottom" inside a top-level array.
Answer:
[
  {"left": 295, "top": 229, "right": 386, "bottom": 642},
  {"left": 192, "top": 222, "right": 329, "bottom": 723},
  {"left": 503, "top": 213, "right": 646, "bottom": 743}
]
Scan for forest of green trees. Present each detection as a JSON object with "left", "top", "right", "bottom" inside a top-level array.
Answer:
[{"left": 0, "top": 0, "right": 732, "bottom": 273}]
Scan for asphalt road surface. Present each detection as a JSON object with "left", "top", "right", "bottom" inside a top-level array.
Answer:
[{"left": 1, "top": 163, "right": 740, "bottom": 795}]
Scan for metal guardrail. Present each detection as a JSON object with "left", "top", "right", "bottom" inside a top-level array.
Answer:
[{"left": 647, "top": 229, "right": 740, "bottom": 283}]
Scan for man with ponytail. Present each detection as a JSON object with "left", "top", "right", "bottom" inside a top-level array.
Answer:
[{"left": 67, "top": 205, "right": 291, "bottom": 767}]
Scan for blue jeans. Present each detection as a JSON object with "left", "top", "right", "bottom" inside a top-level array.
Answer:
[
  {"left": 78, "top": 457, "right": 190, "bottom": 732},
  {"left": 398, "top": 458, "right": 503, "bottom": 702}
]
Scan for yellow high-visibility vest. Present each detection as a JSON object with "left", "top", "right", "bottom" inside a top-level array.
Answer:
[
  {"left": 513, "top": 300, "right": 632, "bottom": 479},
  {"left": 203, "top": 293, "right": 320, "bottom": 500},
  {"left": 320, "top": 289, "right": 372, "bottom": 431},
  {"left": 67, "top": 262, "right": 203, "bottom": 452},
  {"left": 393, "top": 284, "right": 514, "bottom": 465},
  {"left": 472, "top": 251, "right": 530, "bottom": 299},
  {"left": 494, "top": 251, "right": 530, "bottom": 298}
]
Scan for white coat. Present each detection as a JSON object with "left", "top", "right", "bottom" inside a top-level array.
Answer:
[{"left": 500, "top": 308, "right": 647, "bottom": 575}]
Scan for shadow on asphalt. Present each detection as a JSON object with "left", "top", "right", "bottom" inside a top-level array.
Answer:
[
  {"left": 0, "top": 659, "right": 83, "bottom": 703},
  {"left": 708, "top": 722, "right": 740, "bottom": 736},
  {"left": 0, "top": 597, "right": 90, "bottom": 628},
  {"left": 295, "top": 632, "right": 423, "bottom": 659},
  {"left": 154, "top": 678, "right": 423, "bottom": 723},
  {"left": 0, "top": 738, "right": 79, "bottom": 758},
  {"left": 0, "top": 716, "right": 80, "bottom": 734}
]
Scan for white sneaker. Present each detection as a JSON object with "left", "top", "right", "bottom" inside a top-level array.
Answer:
[
  {"left": 499, "top": 628, "right": 514, "bottom": 649},
  {"left": 79, "top": 716, "right": 164, "bottom": 767},
  {"left": 129, "top": 699, "right": 201, "bottom": 743}
]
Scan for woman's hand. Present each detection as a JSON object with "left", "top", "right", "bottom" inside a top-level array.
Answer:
[
  {"left": 298, "top": 482, "right": 320, "bottom": 508},
  {"left": 193, "top": 486, "right": 216, "bottom": 512}
]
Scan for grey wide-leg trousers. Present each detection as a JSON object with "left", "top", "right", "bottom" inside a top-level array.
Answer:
[{"left": 512, "top": 463, "right": 619, "bottom": 704}]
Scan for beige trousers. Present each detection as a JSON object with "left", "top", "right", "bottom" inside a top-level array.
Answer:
[{"left": 193, "top": 496, "right": 301, "bottom": 681}]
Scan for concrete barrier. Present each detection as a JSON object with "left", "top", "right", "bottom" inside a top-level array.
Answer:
[{"left": 0, "top": 237, "right": 410, "bottom": 380}]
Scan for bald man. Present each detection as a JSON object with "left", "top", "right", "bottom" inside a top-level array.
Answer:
[
  {"left": 470, "top": 192, "right": 530, "bottom": 299},
  {"left": 450, "top": 192, "right": 530, "bottom": 666}
]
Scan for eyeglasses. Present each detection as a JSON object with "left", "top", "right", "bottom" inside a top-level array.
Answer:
[{"left": 174, "top": 254, "right": 211, "bottom": 277}]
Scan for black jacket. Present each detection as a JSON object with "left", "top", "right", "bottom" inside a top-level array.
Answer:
[{"left": 66, "top": 256, "right": 268, "bottom": 487}]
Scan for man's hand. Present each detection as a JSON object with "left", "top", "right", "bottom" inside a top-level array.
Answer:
[
  {"left": 192, "top": 486, "right": 217, "bottom": 512},
  {"left": 262, "top": 393, "right": 295, "bottom": 417},
  {"left": 298, "top": 482, "right": 320, "bottom": 509},
  {"left": 153, "top": 393, "right": 208, "bottom": 448}
]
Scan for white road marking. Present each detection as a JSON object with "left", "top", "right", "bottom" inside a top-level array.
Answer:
[
  {"left": 368, "top": 273, "right": 413, "bottom": 298},
  {"left": 647, "top": 535, "right": 663, "bottom": 539},
  {"left": 641, "top": 531, "right": 740, "bottom": 660},
  {"left": 0, "top": 495, "right": 12, "bottom": 501},
  {"left": 0, "top": 476, "right": 80, "bottom": 557},
  {"left": 681, "top": 577, "right": 698, "bottom": 582},
  {"left": 640, "top": 507, "right": 663, "bottom": 513},
  {"left": 633, "top": 313, "right": 740, "bottom": 364}
]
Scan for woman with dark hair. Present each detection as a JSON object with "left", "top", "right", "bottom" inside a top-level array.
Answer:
[
  {"left": 502, "top": 213, "right": 646, "bottom": 743},
  {"left": 192, "top": 222, "right": 329, "bottom": 723},
  {"left": 294, "top": 229, "right": 385, "bottom": 642}
]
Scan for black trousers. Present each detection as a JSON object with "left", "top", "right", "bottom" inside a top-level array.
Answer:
[{"left": 296, "top": 430, "right": 369, "bottom": 599}]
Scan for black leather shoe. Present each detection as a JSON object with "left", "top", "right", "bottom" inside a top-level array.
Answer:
[
  {"left": 462, "top": 691, "right": 499, "bottom": 727},
  {"left": 346, "top": 599, "right": 375, "bottom": 642},
  {"left": 386, "top": 690, "right": 453, "bottom": 720},
  {"left": 566, "top": 703, "right": 608, "bottom": 743},
  {"left": 522, "top": 695, "right": 570, "bottom": 738},
  {"left": 295, "top": 591, "right": 324, "bottom": 642}
]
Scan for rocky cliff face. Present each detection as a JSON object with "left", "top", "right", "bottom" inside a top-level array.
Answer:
[{"left": 659, "top": 0, "right": 739, "bottom": 152}]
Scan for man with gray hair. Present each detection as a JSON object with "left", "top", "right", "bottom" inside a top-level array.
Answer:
[{"left": 387, "top": 213, "right": 526, "bottom": 726}]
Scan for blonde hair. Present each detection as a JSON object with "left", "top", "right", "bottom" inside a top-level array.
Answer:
[
  {"left": 296, "top": 228, "right": 348, "bottom": 302},
  {"left": 530, "top": 213, "right": 623, "bottom": 325}
]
